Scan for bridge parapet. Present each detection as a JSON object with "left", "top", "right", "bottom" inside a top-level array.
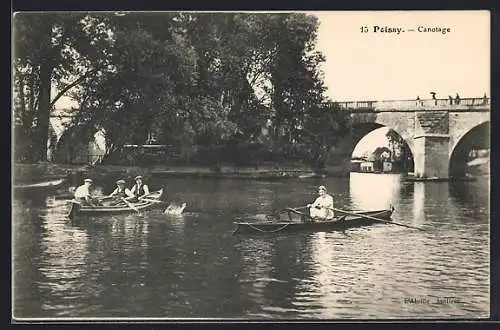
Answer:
[{"left": 337, "top": 97, "right": 490, "bottom": 112}]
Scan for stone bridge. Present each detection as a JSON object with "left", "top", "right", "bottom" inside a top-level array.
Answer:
[{"left": 333, "top": 97, "right": 490, "bottom": 179}]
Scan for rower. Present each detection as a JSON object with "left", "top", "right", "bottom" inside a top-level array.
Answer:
[
  {"left": 307, "top": 185, "right": 334, "bottom": 221},
  {"left": 74, "top": 178, "right": 101, "bottom": 207},
  {"left": 129, "top": 175, "right": 150, "bottom": 202},
  {"left": 106, "top": 179, "right": 134, "bottom": 205}
]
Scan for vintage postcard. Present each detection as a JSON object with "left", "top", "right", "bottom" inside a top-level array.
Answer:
[{"left": 12, "top": 10, "right": 490, "bottom": 321}]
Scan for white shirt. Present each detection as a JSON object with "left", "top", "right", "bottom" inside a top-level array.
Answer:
[
  {"left": 74, "top": 184, "right": 91, "bottom": 199},
  {"left": 110, "top": 187, "right": 133, "bottom": 198},
  {"left": 310, "top": 194, "right": 334, "bottom": 219}
]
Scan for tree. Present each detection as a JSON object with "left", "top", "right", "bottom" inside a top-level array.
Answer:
[
  {"left": 301, "top": 101, "right": 350, "bottom": 168},
  {"left": 60, "top": 13, "right": 199, "bottom": 156},
  {"left": 371, "top": 146, "right": 392, "bottom": 171},
  {"left": 14, "top": 12, "right": 351, "bottom": 166},
  {"left": 13, "top": 13, "right": 113, "bottom": 162},
  {"left": 385, "top": 129, "right": 414, "bottom": 172},
  {"left": 256, "top": 14, "right": 328, "bottom": 150}
]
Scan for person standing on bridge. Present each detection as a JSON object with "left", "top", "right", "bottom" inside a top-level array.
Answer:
[
  {"left": 307, "top": 185, "right": 334, "bottom": 221},
  {"left": 430, "top": 92, "right": 437, "bottom": 105}
]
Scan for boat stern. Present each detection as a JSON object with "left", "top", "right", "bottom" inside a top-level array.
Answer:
[{"left": 67, "top": 201, "right": 81, "bottom": 220}]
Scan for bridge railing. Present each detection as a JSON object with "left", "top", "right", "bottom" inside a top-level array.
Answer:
[{"left": 336, "top": 97, "right": 490, "bottom": 111}]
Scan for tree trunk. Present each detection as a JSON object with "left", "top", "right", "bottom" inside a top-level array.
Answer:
[
  {"left": 17, "top": 73, "right": 26, "bottom": 119},
  {"left": 271, "top": 82, "right": 283, "bottom": 153},
  {"left": 35, "top": 60, "right": 53, "bottom": 162},
  {"left": 28, "top": 70, "right": 36, "bottom": 115}
]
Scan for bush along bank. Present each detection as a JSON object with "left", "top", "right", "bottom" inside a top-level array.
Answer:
[{"left": 14, "top": 162, "right": 349, "bottom": 186}]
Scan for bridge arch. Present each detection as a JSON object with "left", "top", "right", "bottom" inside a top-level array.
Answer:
[
  {"left": 449, "top": 115, "right": 490, "bottom": 158},
  {"left": 346, "top": 122, "right": 415, "bottom": 173},
  {"left": 449, "top": 121, "right": 490, "bottom": 177},
  {"left": 349, "top": 112, "right": 416, "bottom": 157},
  {"left": 349, "top": 122, "right": 384, "bottom": 154},
  {"left": 338, "top": 97, "right": 489, "bottom": 178}
]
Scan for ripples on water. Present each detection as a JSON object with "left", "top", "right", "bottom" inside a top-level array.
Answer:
[{"left": 13, "top": 174, "right": 489, "bottom": 319}]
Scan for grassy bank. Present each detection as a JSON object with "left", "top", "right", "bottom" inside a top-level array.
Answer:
[
  {"left": 13, "top": 162, "right": 349, "bottom": 184},
  {"left": 13, "top": 163, "right": 88, "bottom": 183}
]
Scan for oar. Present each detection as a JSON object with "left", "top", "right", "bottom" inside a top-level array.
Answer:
[
  {"left": 140, "top": 188, "right": 164, "bottom": 200},
  {"left": 121, "top": 198, "right": 142, "bottom": 215},
  {"left": 330, "top": 207, "right": 425, "bottom": 231},
  {"left": 141, "top": 198, "right": 174, "bottom": 213},
  {"left": 139, "top": 197, "right": 187, "bottom": 214},
  {"left": 291, "top": 205, "right": 309, "bottom": 211},
  {"left": 138, "top": 198, "right": 169, "bottom": 204},
  {"left": 273, "top": 206, "right": 311, "bottom": 222},
  {"left": 275, "top": 205, "right": 308, "bottom": 215},
  {"left": 55, "top": 194, "right": 76, "bottom": 200}
]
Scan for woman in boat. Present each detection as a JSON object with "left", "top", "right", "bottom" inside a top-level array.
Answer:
[
  {"left": 74, "top": 178, "right": 101, "bottom": 207},
  {"left": 129, "top": 175, "right": 150, "bottom": 202},
  {"left": 307, "top": 185, "right": 334, "bottom": 220},
  {"left": 106, "top": 179, "right": 134, "bottom": 205}
]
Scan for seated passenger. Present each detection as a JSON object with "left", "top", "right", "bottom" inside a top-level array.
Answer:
[{"left": 307, "top": 185, "right": 334, "bottom": 220}]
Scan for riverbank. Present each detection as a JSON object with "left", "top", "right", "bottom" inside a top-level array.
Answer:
[
  {"left": 13, "top": 163, "right": 486, "bottom": 184},
  {"left": 13, "top": 162, "right": 347, "bottom": 184}
]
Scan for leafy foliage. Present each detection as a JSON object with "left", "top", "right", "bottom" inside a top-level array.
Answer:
[
  {"left": 13, "top": 12, "right": 350, "bottom": 166},
  {"left": 385, "top": 129, "right": 414, "bottom": 172},
  {"left": 13, "top": 13, "right": 113, "bottom": 161}
]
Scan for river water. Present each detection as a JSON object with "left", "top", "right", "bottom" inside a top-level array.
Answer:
[{"left": 12, "top": 173, "right": 490, "bottom": 320}]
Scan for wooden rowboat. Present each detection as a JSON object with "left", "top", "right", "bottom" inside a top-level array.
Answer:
[
  {"left": 14, "top": 178, "right": 65, "bottom": 191},
  {"left": 233, "top": 208, "right": 394, "bottom": 235},
  {"left": 67, "top": 188, "right": 163, "bottom": 219}
]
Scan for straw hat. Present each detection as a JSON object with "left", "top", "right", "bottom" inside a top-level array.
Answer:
[
  {"left": 116, "top": 179, "right": 126, "bottom": 185},
  {"left": 84, "top": 178, "right": 93, "bottom": 183},
  {"left": 135, "top": 175, "right": 143, "bottom": 180}
]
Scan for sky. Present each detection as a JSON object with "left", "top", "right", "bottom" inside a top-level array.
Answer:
[
  {"left": 352, "top": 127, "right": 390, "bottom": 157},
  {"left": 311, "top": 11, "right": 490, "bottom": 156},
  {"left": 53, "top": 11, "right": 490, "bottom": 156},
  {"left": 313, "top": 11, "right": 490, "bottom": 102}
]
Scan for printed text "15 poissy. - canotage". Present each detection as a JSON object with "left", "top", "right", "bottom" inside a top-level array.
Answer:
[{"left": 360, "top": 26, "right": 452, "bottom": 34}]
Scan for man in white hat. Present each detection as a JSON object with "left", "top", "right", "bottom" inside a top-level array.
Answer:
[
  {"left": 307, "top": 185, "right": 334, "bottom": 221},
  {"left": 106, "top": 179, "right": 134, "bottom": 205},
  {"left": 129, "top": 175, "right": 150, "bottom": 201},
  {"left": 74, "top": 178, "right": 100, "bottom": 206}
]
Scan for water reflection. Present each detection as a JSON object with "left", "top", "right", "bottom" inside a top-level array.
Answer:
[
  {"left": 305, "top": 232, "right": 350, "bottom": 318},
  {"left": 13, "top": 176, "right": 489, "bottom": 319},
  {"left": 413, "top": 183, "right": 426, "bottom": 225},
  {"left": 13, "top": 196, "right": 50, "bottom": 318},
  {"left": 14, "top": 196, "right": 94, "bottom": 316},
  {"left": 293, "top": 174, "right": 490, "bottom": 318},
  {"left": 348, "top": 173, "right": 401, "bottom": 210},
  {"left": 449, "top": 178, "right": 490, "bottom": 217},
  {"left": 236, "top": 238, "right": 275, "bottom": 312}
]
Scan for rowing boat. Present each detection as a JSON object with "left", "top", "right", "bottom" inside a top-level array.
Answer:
[
  {"left": 232, "top": 208, "right": 394, "bottom": 234},
  {"left": 67, "top": 188, "right": 163, "bottom": 218},
  {"left": 14, "top": 178, "right": 65, "bottom": 191}
]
